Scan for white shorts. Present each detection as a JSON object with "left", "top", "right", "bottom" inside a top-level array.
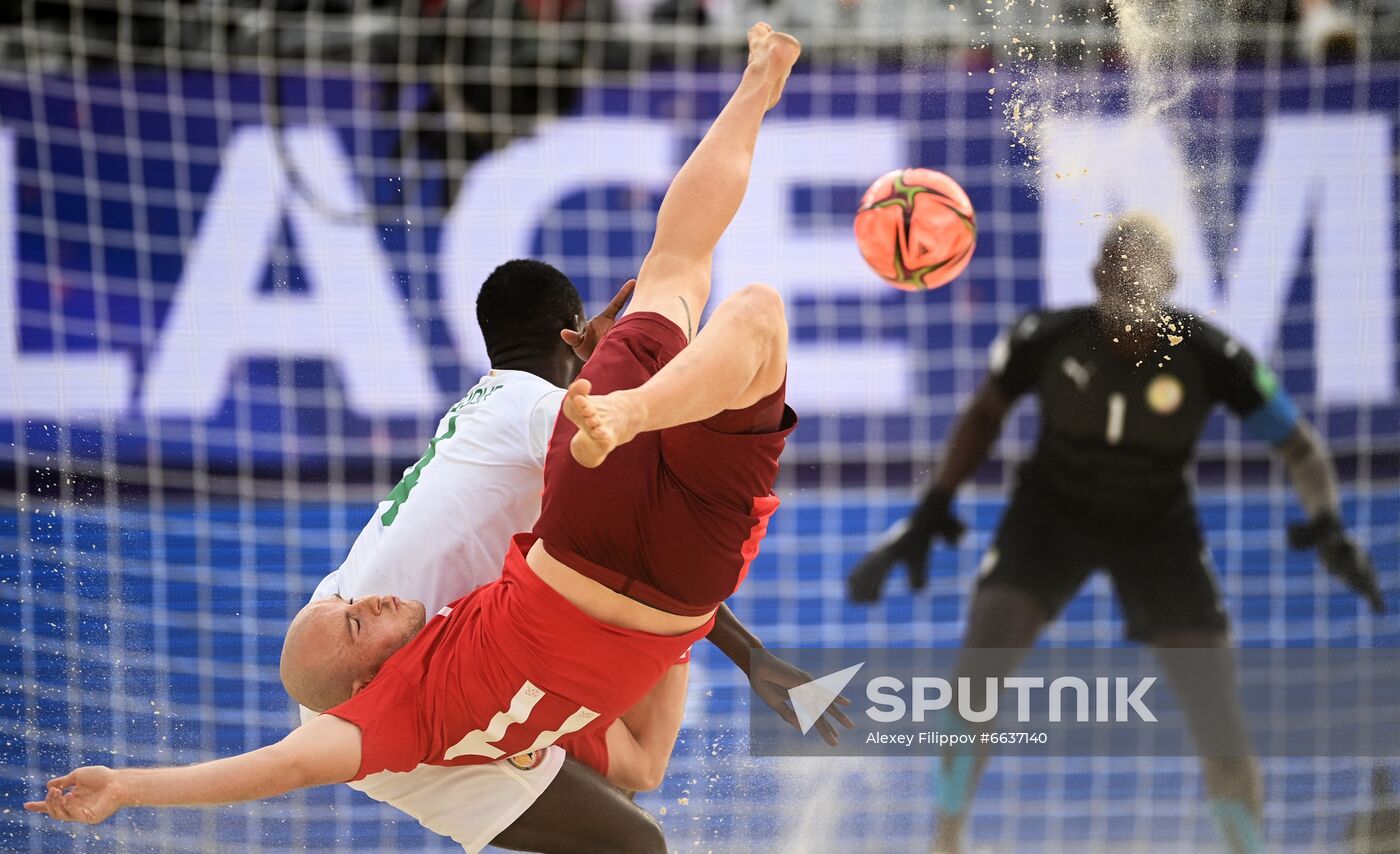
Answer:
[{"left": 299, "top": 706, "right": 565, "bottom": 852}]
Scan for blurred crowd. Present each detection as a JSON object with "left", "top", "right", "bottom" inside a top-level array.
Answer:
[
  {"left": 1, "top": 0, "right": 1393, "bottom": 212},
  {"left": 5, "top": 0, "right": 1398, "bottom": 68}
]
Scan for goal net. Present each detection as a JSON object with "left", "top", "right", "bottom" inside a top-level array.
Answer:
[{"left": 1, "top": 1, "right": 1396, "bottom": 851}]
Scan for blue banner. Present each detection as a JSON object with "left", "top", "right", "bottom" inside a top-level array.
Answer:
[{"left": 1, "top": 65, "right": 1395, "bottom": 470}]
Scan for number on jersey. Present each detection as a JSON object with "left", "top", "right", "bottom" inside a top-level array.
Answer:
[{"left": 378, "top": 384, "right": 503, "bottom": 526}]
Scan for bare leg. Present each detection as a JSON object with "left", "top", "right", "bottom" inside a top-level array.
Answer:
[
  {"left": 602, "top": 661, "right": 691, "bottom": 793},
  {"left": 564, "top": 283, "right": 787, "bottom": 467},
  {"left": 932, "top": 585, "right": 1050, "bottom": 854},
  {"left": 625, "top": 22, "right": 801, "bottom": 335},
  {"left": 1152, "top": 629, "right": 1264, "bottom": 854},
  {"left": 491, "top": 756, "right": 666, "bottom": 854}
]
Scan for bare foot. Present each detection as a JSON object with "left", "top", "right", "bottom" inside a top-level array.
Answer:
[
  {"left": 747, "top": 22, "right": 802, "bottom": 110},
  {"left": 561, "top": 379, "right": 643, "bottom": 468}
]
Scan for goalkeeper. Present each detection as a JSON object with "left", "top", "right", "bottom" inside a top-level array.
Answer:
[{"left": 847, "top": 213, "right": 1385, "bottom": 854}]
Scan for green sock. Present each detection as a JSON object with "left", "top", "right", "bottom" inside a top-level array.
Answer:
[{"left": 1210, "top": 798, "right": 1264, "bottom": 854}]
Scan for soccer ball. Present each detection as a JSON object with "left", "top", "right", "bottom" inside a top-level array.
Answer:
[{"left": 854, "top": 168, "right": 977, "bottom": 291}]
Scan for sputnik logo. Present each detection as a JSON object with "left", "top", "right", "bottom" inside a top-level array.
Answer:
[{"left": 787, "top": 662, "right": 865, "bottom": 735}]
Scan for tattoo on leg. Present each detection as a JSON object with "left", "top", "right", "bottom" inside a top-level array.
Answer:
[{"left": 678, "top": 296, "right": 693, "bottom": 339}]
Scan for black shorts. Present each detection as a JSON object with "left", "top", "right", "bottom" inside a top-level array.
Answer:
[{"left": 976, "top": 477, "right": 1228, "bottom": 643}]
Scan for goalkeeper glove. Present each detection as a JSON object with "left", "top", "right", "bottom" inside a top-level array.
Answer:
[
  {"left": 847, "top": 488, "right": 966, "bottom": 603},
  {"left": 1288, "top": 511, "right": 1385, "bottom": 614}
]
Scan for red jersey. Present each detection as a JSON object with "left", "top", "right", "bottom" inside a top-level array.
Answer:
[
  {"left": 325, "top": 534, "right": 712, "bottom": 781},
  {"left": 534, "top": 312, "right": 796, "bottom": 616}
]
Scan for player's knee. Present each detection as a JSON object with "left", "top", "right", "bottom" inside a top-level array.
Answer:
[
  {"left": 964, "top": 585, "right": 1049, "bottom": 647},
  {"left": 729, "top": 283, "right": 787, "bottom": 346},
  {"left": 733, "top": 283, "right": 784, "bottom": 322}
]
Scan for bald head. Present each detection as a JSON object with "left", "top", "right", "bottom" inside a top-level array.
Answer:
[
  {"left": 1093, "top": 213, "right": 1177, "bottom": 316},
  {"left": 280, "top": 593, "right": 427, "bottom": 712}
]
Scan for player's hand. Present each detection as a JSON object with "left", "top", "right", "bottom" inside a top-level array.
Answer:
[
  {"left": 749, "top": 652, "right": 854, "bottom": 747},
  {"left": 847, "top": 489, "right": 965, "bottom": 603},
  {"left": 23, "top": 766, "right": 126, "bottom": 824},
  {"left": 561, "top": 278, "right": 635, "bottom": 361},
  {"left": 1289, "top": 512, "right": 1386, "bottom": 613}
]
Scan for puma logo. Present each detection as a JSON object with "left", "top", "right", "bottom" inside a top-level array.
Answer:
[{"left": 1061, "top": 357, "right": 1094, "bottom": 391}]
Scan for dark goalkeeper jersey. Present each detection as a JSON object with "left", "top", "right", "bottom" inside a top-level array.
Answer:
[{"left": 989, "top": 306, "right": 1300, "bottom": 520}]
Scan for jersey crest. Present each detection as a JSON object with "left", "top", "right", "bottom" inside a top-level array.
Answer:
[
  {"left": 1146, "top": 373, "right": 1184, "bottom": 415},
  {"left": 506, "top": 749, "right": 547, "bottom": 771}
]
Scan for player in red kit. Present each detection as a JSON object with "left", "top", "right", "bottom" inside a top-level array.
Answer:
[{"left": 25, "top": 22, "right": 834, "bottom": 829}]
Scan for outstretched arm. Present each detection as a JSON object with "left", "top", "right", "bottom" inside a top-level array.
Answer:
[
  {"left": 928, "top": 379, "right": 1013, "bottom": 496},
  {"left": 24, "top": 713, "right": 362, "bottom": 824},
  {"left": 1203, "top": 318, "right": 1383, "bottom": 613},
  {"left": 848, "top": 379, "right": 1011, "bottom": 602},
  {"left": 1275, "top": 420, "right": 1385, "bottom": 612},
  {"left": 1276, "top": 420, "right": 1340, "bottom": 520},
  {"left": 707, "top": 604, "right": 854, "bottom": 746}
]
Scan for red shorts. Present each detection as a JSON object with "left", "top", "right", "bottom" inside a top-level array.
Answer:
[{"left": 534, "top": 312, "right": 796, "bottom": 616}]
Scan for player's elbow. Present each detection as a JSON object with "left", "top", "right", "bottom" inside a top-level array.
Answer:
[
  {"left": 1275, "top": 419, "right": 1317, "bottom": 464},
  {"left": 633, "top": 756, "right": 670, "bottom": 793},
  {"left": 617, "top": 763, "right": 668, "bottom": 794},
  {"left": 274, "top": 716, "right": 362, "bottom": 792},
  {"left": 609, "top": 751, "right": 670, "bottom": 793}
]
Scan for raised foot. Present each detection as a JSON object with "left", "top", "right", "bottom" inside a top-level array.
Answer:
[
  {"left": 747, "top": 21, "right": 802, "bottom": 110},
  {"left": 561, "top": 378, "right": 641, "bottom": 469}
]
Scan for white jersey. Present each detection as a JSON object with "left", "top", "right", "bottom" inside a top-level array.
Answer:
[
  {"left": 301, "top": 369, "right": 567, "bottom": 853},
  {"left": 312, "top": 369, "right": 565, "bottom": 612}
]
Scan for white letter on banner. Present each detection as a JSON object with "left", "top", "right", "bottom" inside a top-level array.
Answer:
[
  {"left": 142, "top": 127, "right": 436, "bottom": 418},
  {"left": 439, "top": 119, "right": 677, "bottom": 375},
  {"left": 911, "top": 676, "right": 952, "bottom": 722},
  {"left": 1049, "top": 676, "right": 1089, "bottom": 723},
  {"left": 1212, "top": 116, "right": 1393, "bottom": 403},
  {"left": 865, "top": 676, "right": 907, "bottom": 723},
  {"left": 956, "top": 677, "right": 998, "bottom": 724},
  {"left": 1004, "top": 676, "right": 1045, "bottom": 722},
  {"left": 0, "top": 129, "right": 134, "bottom": 417},
  {"left": 713, "top": 121, "right": 911, "bottom": 414},
  {"left": 1040, "top": 114, "right": 1394, "bottom": 404}
]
